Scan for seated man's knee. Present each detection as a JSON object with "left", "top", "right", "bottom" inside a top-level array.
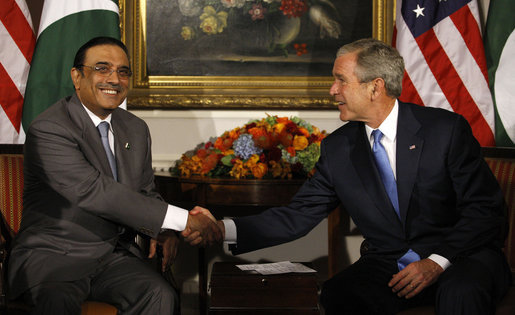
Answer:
[
  {"left": 436, "top": 276, "right": 493, "bottom": 314},
  {"left": 144, "top": 278, "right": 179, "bottom": 314},
  {"left": 154, "top": 280, "right": 178, "bottom": 302},
  {"left": 30, "top": 288, "right": 83, "bottom": 314},
  {"left": 438, "top": 277, "right": 490, "bottom": 300}
]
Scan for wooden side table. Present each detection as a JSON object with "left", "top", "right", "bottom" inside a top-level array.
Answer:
[
  {"left": 209, "top": 262, "right": 320, "bottom": 314},
  {"left": 154, "top": 174, "right": 306, "bottom": 314}
]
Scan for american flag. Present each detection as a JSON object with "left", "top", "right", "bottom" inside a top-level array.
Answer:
[
  {"left": 393, "top": 0, "right": 495, "bottom": 146},
  {"left": 0, "top": 0, "right": 35, "bottom": 144}
]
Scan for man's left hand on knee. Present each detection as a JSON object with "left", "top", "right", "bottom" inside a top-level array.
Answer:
[{"left": 388, "top": 258, "right": 444, "bottom": 299}]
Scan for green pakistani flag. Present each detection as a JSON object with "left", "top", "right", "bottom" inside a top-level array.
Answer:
[
  {"left": 484, "top": 0, "right": 515, "bottom": 147},
  {"left": 22, "top": 0, "right": 120, "bottom": 131}
]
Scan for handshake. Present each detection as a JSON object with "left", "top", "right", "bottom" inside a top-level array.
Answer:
[{"left": 181, "top": 206, "right": 224, "bottom": 247}]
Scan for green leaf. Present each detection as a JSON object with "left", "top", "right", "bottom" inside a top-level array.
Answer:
[{"left": 221, "top": 154, "right": 235, "bottom": 166}]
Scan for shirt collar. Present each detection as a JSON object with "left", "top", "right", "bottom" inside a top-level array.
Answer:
[
  {"left": 365, "top": 100, "right": 399, "bottom": 142},
  {"left": 82, "top": 104, "right": 112, "bottom": 129}
]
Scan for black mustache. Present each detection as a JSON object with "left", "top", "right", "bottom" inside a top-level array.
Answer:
[{"left": 97, "top": 84, "right": 122, "bottom": 91}]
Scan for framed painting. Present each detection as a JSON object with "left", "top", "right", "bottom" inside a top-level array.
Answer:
[{"left": 121, "top": 0, "right": 395, "bottom": 109}]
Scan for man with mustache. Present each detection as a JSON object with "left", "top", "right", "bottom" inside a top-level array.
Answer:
[{"left": 8, "top": 36, "right": 222, "bottom": 315}]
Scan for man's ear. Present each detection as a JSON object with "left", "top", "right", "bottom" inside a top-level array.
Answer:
[
  {"left": 369, "top": 78, "right": 385, "bottom": 100},
  {"left": 70, "top": 68, "right": 81, "bottom": 90}
]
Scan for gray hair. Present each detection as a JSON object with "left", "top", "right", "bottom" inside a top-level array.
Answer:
[{"left": 336, "top": 38, "right": 405, "bottom": 98}]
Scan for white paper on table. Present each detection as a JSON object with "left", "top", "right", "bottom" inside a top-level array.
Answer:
[{"left": 236, "top": 261, "right": 317, "bottom": 275}]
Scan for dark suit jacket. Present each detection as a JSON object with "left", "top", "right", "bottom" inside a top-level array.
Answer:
[
  {"left": 232, "top": 101, "right": 507, "bottom": 265},
  {"left": 8, "top": 94, "right": 169, "bottom": 298}
]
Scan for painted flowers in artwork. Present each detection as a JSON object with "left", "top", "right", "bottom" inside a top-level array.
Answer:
[
  {"left": 177, "top": 0, "right": 342, "bottom": 56},
  {"left": 173, "top": 115, "right": 327, "bottom": 179}
]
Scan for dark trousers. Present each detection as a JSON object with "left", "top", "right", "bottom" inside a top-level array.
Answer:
[
  {"left": 23, "top": 250, "right": 179, "bottom": 315},
  {"left": 321, "top": 248, "right": 511, "bottom": 315}
]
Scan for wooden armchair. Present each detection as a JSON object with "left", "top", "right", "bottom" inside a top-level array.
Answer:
[
  {"left": 0, "top": 144, "right": 117, "bottom": 315},
  {"left": 327, "top": 147, "right": 515, "bottom": 314}
]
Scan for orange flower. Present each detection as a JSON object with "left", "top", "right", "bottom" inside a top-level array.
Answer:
[
  {"left": 276, "top": 117, "right": 289, "bottom": 124},
  {"left": 273, "top": 123, "right": 286, "bottom": 134},
  {"left": 269, "top": 160, "right": 282, "bottom": 178},
  {"left": 286, "top": 146, "right": 296, "bottom": 157},
  {"left": 214, "top": 137, "right": 224, "bottom": 150},
  {"left": 250, "top": 162, "right": 268, "bottom": 179},
  {"left": 293, "top": 135, "right": 308, "bottom": 151},
  {"left": 269, "top": 160, "right": 292, "bottom": 179},
  {"left": 247, "top": 127, "right": 272, "bottom": 149},
  {"left": 245, "top": 154, "right": 260, "bottom": 167},
  {"left": 214, "top": 136, "right": 234, "bottom": 151},
  {"left": 298, "top": 127, "right": 310, "bottom": 137},
  {"left": 229, "top": 129, "right": 241, "bottom": 140},
  {"left": 178, "top": 155, "right": 202, "bottom": 177},
  {"left": 200, "top": 152, "right": 220, "bottom": 174},
  {"left": 248, "top": 127, "right": 265, "bottom": 138},
  {"left": 229, "top": 159, "right": 249, "bottom": 179},
  {"left": 196, "top": 148, "right": 208, "bottom": 158}
]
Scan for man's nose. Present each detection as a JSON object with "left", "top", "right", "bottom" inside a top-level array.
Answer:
[
  {"left": 329, "top": 82, "right": 339, "bottom": 96},
  {"left": 106, "top": 70, "right": 121, "bottom": 83}
]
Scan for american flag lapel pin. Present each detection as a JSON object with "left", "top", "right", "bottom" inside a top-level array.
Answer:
[
  {"left": 409, "top": 144, "right": 416, "bottom": 150},
  {"left": 125, "top": 143, "right": 130, "bottom": 150}
]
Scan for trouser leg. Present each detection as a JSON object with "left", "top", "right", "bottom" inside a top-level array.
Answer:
[
  {"left": 321, "top": 255, "right": 434, "bottom": 315},
  {"left": 435, "top": 249, "right": 511, "bottom": 315},
  {"left": 24, "top": 279, "right": 90, "bottom": 315},
  {"left": 90, "top": 250, "right": 179, "bottom": 315}
]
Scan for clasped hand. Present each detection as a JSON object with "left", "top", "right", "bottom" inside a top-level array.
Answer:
[{"left": 181, "top": 206, "right": 223, "bottom": 246}]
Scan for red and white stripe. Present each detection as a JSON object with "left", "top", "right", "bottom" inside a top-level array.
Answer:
[
  {"left": 0, "top": 0, "right": 35, "bottom": 144},
  {"left": 394, "top": 0, "right": 495, "bottom": 146}
]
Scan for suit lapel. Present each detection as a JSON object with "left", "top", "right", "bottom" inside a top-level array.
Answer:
[
  {"left": 67, "top": 94, "right": 115, "bottom": 179},
  {"left": 350, "top": 123, "right": 401, "bottom": 227},
  {"left": 396, "top": 102, "right": 423, "bottom": 226},
  {"left": 111, "top": 111, "right": 131, "bottom": 185}
]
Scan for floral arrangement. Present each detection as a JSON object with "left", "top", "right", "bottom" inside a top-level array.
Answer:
[
  {"left": 173, "top": 115, "right": 327, "bottom": 179},
  {"left": 178, "top": 0, "right": 342, "bottom": 56}
]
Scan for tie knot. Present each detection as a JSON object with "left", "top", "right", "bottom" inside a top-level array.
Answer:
[
  {"left": 372, "top": 129, "right": 383, "bottom": 143},
  {"left": 98, "top": 121, "right": 110, "bottom": 137}
]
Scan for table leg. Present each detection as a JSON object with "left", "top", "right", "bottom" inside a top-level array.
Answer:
[{"left": 198, "top": 247, "right": 207, "bottom": 314}]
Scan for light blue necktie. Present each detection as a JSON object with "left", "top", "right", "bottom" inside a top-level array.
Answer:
[
  {"left": 371, "top": 129, "right": 399, "bottom": 216},
  {"left": 371, "top": 129, "right": 419, "bottom": 270},
  {"left": 97, "top": 121, "right": 118, "bottom": 181}
]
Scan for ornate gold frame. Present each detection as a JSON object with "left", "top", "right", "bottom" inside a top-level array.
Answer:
[{"left": 121, "top": 0, "right": 395, "bottom": 109}]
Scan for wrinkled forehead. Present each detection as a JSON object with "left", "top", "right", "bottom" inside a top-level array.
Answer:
[{"left": 332, "top": 53, "right": 358, "bottom": 78}]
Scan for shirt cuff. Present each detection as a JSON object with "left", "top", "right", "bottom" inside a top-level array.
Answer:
[
  {"left": 161, "top": 204, "right": 189, "bottom": 231},
  {"left": 428, "top": 254, "right": 451, "bottom": 271},
  {"left": 222, "top": 218, "right": 237, "bottom": 243}
]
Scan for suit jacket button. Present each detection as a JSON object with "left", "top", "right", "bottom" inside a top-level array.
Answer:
[{"left": 360, "top": 240, "right": 369, "bottom": 255}]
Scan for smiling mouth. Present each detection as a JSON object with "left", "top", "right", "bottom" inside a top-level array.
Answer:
[{"left": 100, "top": 89, "right": 119, "bottom": 95}]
